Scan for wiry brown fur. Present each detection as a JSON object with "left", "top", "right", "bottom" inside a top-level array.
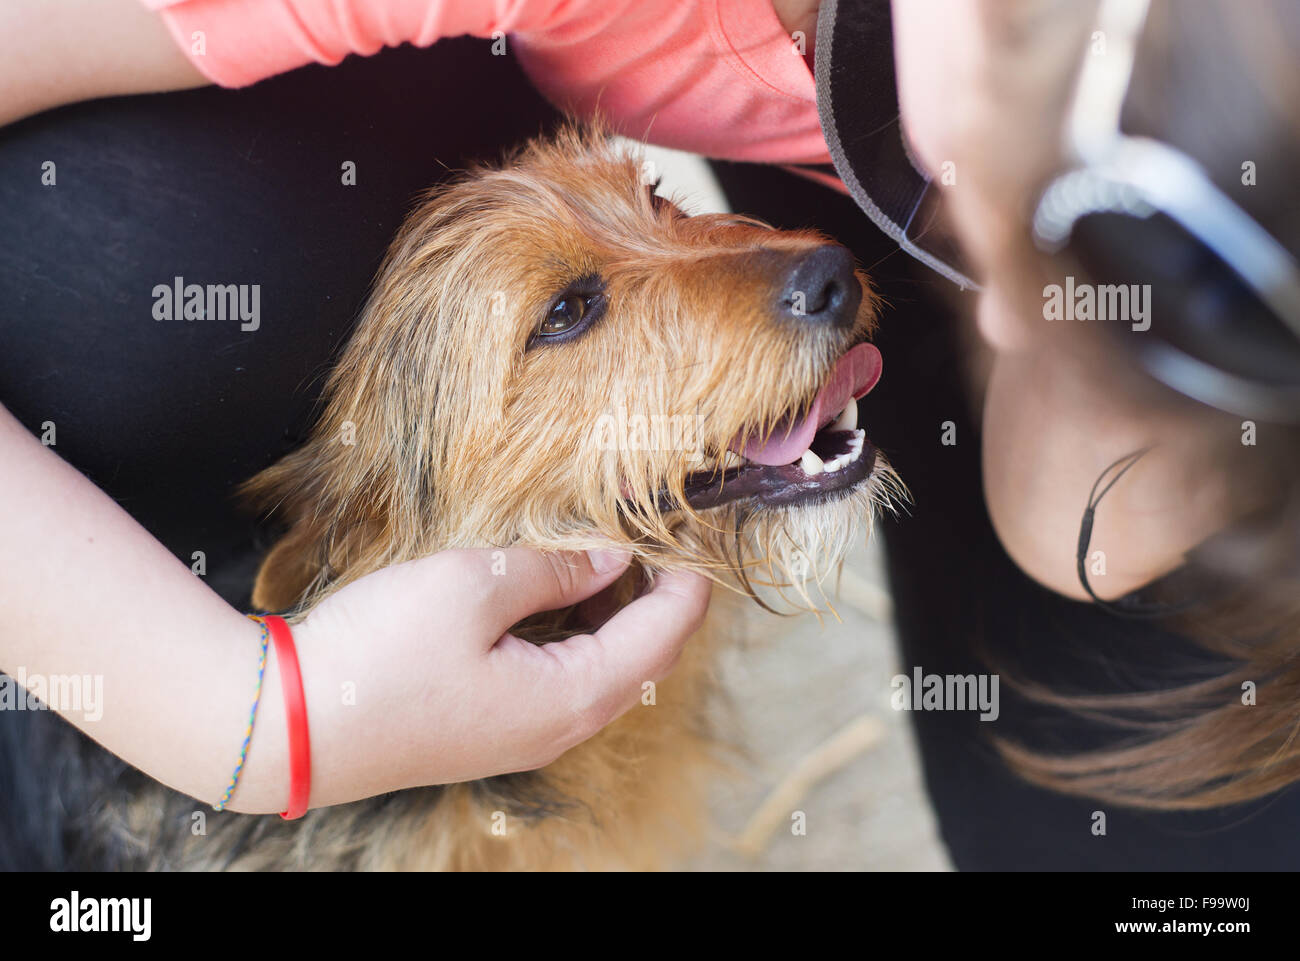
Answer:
[{"left": 114, "top": 126, "right": 900, "bottom": 870}]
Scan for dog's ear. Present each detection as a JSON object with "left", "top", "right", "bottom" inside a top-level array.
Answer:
[
  {"left": 251, "top": 524, "right": 325, "bottom": 614},
  {"left": 251, "top": 511, "right": 386, "bottom": 613},
  {"left": 241, "top": 448, "right": 333, "bottom": 613}
]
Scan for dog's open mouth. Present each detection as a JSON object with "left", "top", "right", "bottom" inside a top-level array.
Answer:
[{"left": 678, "top": 343, "right": 883, "bottom": 510}]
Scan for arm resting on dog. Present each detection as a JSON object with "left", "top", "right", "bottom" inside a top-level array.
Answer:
[{"left": 0, "top": 403, "right": 709, "bottom": 813}]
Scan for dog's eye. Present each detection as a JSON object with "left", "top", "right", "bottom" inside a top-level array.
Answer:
[
  {"left": 540, "top": 296, "right": 589, "bottom": 335},
  {"left": 530, "top": 276, "right": 608, "bottom": 347}
]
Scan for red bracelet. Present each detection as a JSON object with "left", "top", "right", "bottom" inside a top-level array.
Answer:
[{"left": 263, "top": 615, "right": 311, "bottom": 820}]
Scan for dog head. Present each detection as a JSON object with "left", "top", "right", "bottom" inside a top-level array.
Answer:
[{"left": 245, "top": 127, "right": 900, "bottom": 614}]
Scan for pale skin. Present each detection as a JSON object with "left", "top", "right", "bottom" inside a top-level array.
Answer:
[{"left": 0, "top": 0, "right": 1251, "bottom": 816}]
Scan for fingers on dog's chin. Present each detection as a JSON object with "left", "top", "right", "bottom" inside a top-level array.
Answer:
[
  {"left": 594, "top": 578, "right": 710, "bottom": 671},
  {"left": 535, "top": 550, "right": 629, "bottom": 618},
  {"left": 476, "top": 547, "right": 622, "bottom": 623},
  {"left": 489, "top": 631, "right": 554, "bottom": 666},
  {"left": 586, "top": 547, "right": 632, "bottom": 576},
  {"left": 645, "top": 569, "right": 713, "bottom": 623}
]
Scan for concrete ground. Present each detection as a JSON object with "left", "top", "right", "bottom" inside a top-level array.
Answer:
[{"left": 688, "top": 539, "right": 952, "bottom": 871}]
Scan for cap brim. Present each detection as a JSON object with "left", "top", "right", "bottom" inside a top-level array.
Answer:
[{"left": 815, "top": 0, "right": 979, "bottom": 290}]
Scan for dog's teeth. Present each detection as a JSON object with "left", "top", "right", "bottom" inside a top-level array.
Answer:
[
  {"left": 722, "top": 450, "right": 745, "bottom": 469},
  {"left": 832, "top": 400, "right": 857, "bottom": 432},
  {"left": 820, "top": 430, "right": 867, "bottom": 474},
  {"left": 800, "top": 449, "right": 825, "bottom": 475}
]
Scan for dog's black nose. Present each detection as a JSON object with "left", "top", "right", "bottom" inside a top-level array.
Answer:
[{"left": 777, "top": 245, "right": 861, "bottom": 328}]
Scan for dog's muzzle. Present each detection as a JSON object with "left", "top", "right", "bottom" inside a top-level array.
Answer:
[{"left": 664, "top": 338, "right": 883, "bottom": 512}]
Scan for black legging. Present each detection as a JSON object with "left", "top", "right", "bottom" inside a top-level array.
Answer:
[{"left": 1, "top": 40, "right": 1296, "bottom": 870}]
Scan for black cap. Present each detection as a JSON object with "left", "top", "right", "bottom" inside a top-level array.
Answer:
[{"left": 814, "top": 0, "right": 979, "bottom": 290}]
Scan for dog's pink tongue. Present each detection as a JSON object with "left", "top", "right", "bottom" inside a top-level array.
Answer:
[{"left": 731, "top": 343, "right": 882, "bottom": 466}]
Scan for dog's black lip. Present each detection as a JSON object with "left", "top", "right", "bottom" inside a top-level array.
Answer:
[
  {"left": 670, "top": 330, "right": 878, "bottom": 512},
  {"left": 665, "top": 429, "right": 876, "bottom": 512},
  {"left": 643, "top": 328, "right": 878, "bottom": 513}
]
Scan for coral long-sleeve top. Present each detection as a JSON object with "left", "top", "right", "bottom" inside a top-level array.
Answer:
[{"left": 141, "top": 0, "right": 831, "bottom": 166}]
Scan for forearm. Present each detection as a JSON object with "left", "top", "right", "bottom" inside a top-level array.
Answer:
[
  {"left": 0, "top": 0, "right": 206, "bottom": 127},
  {"left": 0, "top": 404, "right": 288, "bottom": 813}
]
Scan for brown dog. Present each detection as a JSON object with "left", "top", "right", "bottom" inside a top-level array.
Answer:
[{"left": 121, "top": 126, "right": 898, "bottom": 869}]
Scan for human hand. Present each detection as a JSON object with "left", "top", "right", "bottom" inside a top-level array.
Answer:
[{"left": 282, "top": 547, "right": 710, "bottom": 811}]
